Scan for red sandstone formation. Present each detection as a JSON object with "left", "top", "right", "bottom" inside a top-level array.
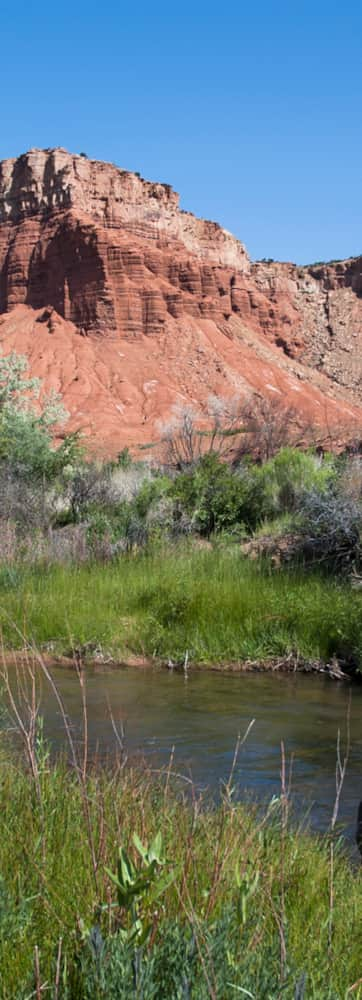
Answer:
[{"left": 0, "top": 147, "right": 361, "bottom": 454}]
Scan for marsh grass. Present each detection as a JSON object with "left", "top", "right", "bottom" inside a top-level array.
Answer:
[
  {"left": 0, "top": 656, "right": 361, "bottom": 998},
  {"left": 0, "top": 544, "right": 362, "bottom": 667},
  {"left": 0, "top": 736, "right": 361, "bottom": 996}
]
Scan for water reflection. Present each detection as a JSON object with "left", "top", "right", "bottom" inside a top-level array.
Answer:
[{"left": 19, "top": 666, "right": 362, "bottom": 840}]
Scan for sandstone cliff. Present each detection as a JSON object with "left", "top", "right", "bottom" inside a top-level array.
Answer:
[{"left": 0, "top": 147, "right": 361, "bottom": 452}]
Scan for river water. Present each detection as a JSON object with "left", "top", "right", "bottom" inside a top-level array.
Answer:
[{"left": 32, "top": 664, "right": 362, "bottom": 843}]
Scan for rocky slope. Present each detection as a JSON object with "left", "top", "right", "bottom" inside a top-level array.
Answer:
[{"left": 0, "top": 147, "right": 361, "bottom": 453}]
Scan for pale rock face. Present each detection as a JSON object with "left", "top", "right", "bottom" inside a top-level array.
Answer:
[
  {"left": 251, "top": 258, "right": 362, "bottom": 396},
  {"left": 0, "top": 147, "right": 361, "bottom": 453},
  {"left": 0, "top": 148, "right": 250, "bottom": 269}
]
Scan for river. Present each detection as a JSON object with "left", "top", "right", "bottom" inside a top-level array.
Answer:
[{"left": 29, "top": 663, "right": 362, "bottom": 845}]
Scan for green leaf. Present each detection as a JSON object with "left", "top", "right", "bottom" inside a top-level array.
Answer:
[
  {"left": 133, "top": 832, "right": 148, "bottom": 862},
  {"left": 149, "top": 830, "right": 163, "bottom": 863},
  {"left": 146, "top": 868, "right": 177, "bottom": 906}
]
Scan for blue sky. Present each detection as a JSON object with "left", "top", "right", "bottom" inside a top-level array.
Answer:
[{"left": 1, "top": 1, "right": 361, "bottom": 263}]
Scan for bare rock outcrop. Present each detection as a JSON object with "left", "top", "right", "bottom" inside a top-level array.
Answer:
[{"left": 0, "top": 147, "right": 361, "bottom": 453}]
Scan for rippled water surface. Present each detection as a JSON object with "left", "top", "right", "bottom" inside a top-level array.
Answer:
[{"left": 34, "top": 665, "right": 362, "bottom": 839}]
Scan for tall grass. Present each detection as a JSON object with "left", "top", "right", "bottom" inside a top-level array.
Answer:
[
  {"left": 0, "top": 544, "right": 362, "bottom": 666},
  {"left": 0, "top": 654, "right": 361, "bottom": 998},
  {"left": 0, "top": 735, "right": 362, "bottom": 997}
]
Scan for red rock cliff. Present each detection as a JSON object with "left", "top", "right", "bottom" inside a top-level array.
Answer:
[{"left": 0, "top": 147, "right": 361, "bottom": 452}]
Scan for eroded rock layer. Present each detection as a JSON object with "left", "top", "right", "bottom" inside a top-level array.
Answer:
[{"left": 0, "top": 147, "right": 361, "bottom": 453}]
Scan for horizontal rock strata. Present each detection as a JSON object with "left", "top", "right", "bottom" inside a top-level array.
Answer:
[{"left": 0, "top": 147, "right": 361, "bottom": 452}]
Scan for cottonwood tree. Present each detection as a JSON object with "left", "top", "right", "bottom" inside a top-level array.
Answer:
[
  {"left": 0, "top": 349, "right": 68, "bottom": 429},
  {"left": 159, "top": 395, "right": 248, "bottom": 470},
  {"left": 0, "top": 350, "right": 81, "bottom": 529},
  {"left": 160, "top": 392, "right": 313, "bottom": 469},
  {"left": 233, "top": 395, "right": 312, "bottom": 463}
]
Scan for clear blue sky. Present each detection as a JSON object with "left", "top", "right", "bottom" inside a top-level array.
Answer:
[{"left": 1, "top": 1, "right": 361, "bottom": 264}]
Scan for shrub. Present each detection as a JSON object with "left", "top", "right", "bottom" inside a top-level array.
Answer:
[
  {"left": 170, "top": 453, "right": 251, "bottom": 537},
  {"left": 233, "top": 397, "right": 311, "bottom": 462},
  {"left": 116, "top": 446, "right": 132, "bottom": 469},
  {"left": 297, "top": 488, "right": 362, "bottom": 573},
  {"left": 65, "top": 464, "right": 119, "bottom": 523},
  {"left": 0, "top": 465, "right": 54, "bottom": 532},
  {"left": 255, "top": 448, "right": 336, "bottom": 517}
]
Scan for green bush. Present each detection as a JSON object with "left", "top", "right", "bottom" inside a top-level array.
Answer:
[
  {"left": 0, "top": 349, "right": 82, "bottom": 485},
  {"left": 0, "top": 408, "right": 81, "bottom": 481},
  {"left": 255, "top": 448, "right": 336, "bottom": 517},
  {"left": 170, "top": 453, "right": 252, "bottom": 536}
]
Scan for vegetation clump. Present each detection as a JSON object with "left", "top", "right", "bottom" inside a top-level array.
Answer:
[
  {"left": 1, "top": 352, "right": 362, "bottom": 997},
  {"left": 1, "top": 349, "right": 362, "bottom": 669},
  {"left": 0, "top": 692, "right": 360, "bottom": 999}
]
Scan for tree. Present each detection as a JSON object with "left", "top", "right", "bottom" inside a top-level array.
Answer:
[
  {"left": 159, "top": 395, "right": 247, "bottom": 470},
  {"left": 160, "top": 393, "right": 315, "bottom": 471},
  {"left": 0, "top": 349, "right": 67, "bottom": 423},
  {"left": 0, "top": 349, "right": 81, "bottom": 481},
  {"left": 233, "top": 395, "right": 312, "bottom": 463}
]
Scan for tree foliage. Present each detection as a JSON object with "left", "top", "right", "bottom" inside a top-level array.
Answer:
[{"left": 0, "top": 350, "right": 81, "bottom": 481}]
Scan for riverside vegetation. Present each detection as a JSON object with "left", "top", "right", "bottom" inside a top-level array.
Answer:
[
  {"left": 0, "top": 657, "right": 361, "bottom": 1000},
  {"left": 1, "top": 349, "right": 362, "bottom": 671},
  {"left": 1, "top": 351, "right": 362, "bottom": 997}
]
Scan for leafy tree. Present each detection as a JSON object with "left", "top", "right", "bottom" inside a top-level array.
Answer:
[
  {"left": 0, "top": 350, "right": 81, "bottom": 481},
  {"left": 0, "top": 351, "right": 41, "bottom": 410}
]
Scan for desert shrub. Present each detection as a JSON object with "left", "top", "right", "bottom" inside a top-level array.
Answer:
[
  {"left": 115, "top": 445, "right": 132, "bottom": 469},
  {"left": 160, "top": 394, "right": 315, "bottom": 469},
  {"left": 159, "top": 396, "right": 247, "bottom": 469},
  {"left": 64, "top": 464, "right": 119, "bottom": 523},
  {"left": 337, "top": 454, "right": 362, "bottom": 501},
  {"left": 0, "top": 351, "right": 83, "bottom": 541},
  {"left": 297, "top": 488, "right": 362, "bottom": 573},
  {"left": 145, "top": 495, "right": 176, "bottom": 539},
  {"left": 0, "top": 463, "right": 56, "bottom": 532},
  {"left": 0, "top": 407, "right": 57, "bottom": 479},
  {"left": 132, "top": 476, "right": 170, "bottom": 519},
  {"left": 254, "top": 448, "right": 336, "bottom": 517},
  {"left": 148, "top": 451, "right": 335, "bottom": 540},
  {"left": 109, "top": 463, "right": 153, "bottom": 503},
  {"left": 166, "top": 449, "right": 337, "bottom": 542},
  {"left": 89, "top": 500, "right": 151, "bottom": 552}
]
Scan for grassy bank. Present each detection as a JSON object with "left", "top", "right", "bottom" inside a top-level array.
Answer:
[
  {"left": 0, "top": 741, "right": 361, "bottom": 998},
  {"left": 1, "top": 545, "right": 362, "bottom": 668}
]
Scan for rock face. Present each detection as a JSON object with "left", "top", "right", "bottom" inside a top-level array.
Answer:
[{"left": 0, "top": 147, "right": 361, "bottom": 453}]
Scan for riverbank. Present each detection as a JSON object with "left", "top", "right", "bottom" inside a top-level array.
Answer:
[
  {"left": 0, "top": 745, "right": 361, "bottom": 998},
  {"left": 0, "top": 545, "right": 361, "bottom": 676},
  {"left": 1, "top": 648, "right": 356, "bottom": 682}
]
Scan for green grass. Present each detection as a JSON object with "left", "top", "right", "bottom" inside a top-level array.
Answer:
[
  {"left": 0, "top": 544, "right": 362, "bottom": 667},
  {"left": 0, "top": 635, "right": 360, "bottom": 998},
  {"left": 0, "top": 743, "right": 361, "bottom": 998},
  {"left": 251, "top": 512, "right": 295, "bottom": 538}
]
